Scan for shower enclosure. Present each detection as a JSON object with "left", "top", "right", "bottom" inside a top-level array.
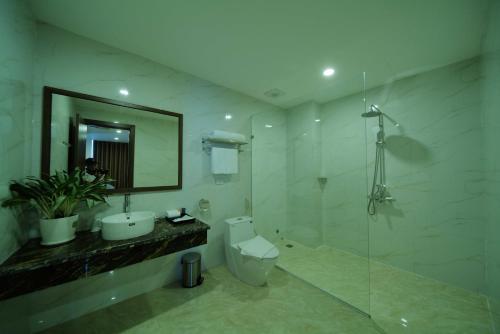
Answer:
[
  {"left": 252, "top": 97, "right": 372, "bottom": 314},
  {"left": 251, "top": 2, "right": 500, "bottom": 332}
]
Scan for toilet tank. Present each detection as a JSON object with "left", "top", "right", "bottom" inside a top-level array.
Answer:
[{"left": 224, "top": 216, "right": 255, "bottom": 245}]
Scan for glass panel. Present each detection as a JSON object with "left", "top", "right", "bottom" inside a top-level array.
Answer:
[
  {"left": 364, "top": 2, "right": 500, "bottom": 333},
  {"left": 251, "top": 111, "right": 287, "bottom": 243},
  {"left": 318, "top": 87, "right": 370, "bottom": 313},
  {"left": 483, "top": 2, "right": 500, "bottom": 331},
  {"left": 252, "top": 87, "right": 371, "bottom": 314}
]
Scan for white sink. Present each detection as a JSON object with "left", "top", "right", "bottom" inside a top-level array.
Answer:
[{"left": 101, "top": 211, "right": 156, "bottom": 241}]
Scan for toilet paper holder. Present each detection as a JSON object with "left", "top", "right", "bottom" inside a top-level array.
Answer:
[{"left": 198, "top": 199, "right": 210, "bottom": 212}]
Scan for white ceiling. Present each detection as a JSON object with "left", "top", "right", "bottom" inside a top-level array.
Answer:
[{"left": 30, "top": 0, "right": 489, "bottom": 108}]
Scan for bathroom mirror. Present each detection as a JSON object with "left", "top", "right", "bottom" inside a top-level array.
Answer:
[{"left": 41, "top": 86, "right": 183, "bottom": 193}]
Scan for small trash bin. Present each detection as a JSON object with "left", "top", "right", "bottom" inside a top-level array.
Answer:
[{"left": 181, "top": 252, "right": 203, "bottom": 288}]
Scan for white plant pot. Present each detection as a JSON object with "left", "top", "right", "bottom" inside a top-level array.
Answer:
[{"left": 39, "top": 215, "right": 79, "bottom": 246}]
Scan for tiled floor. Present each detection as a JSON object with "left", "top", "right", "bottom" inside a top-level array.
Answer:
[
  {"left": 277, "top": 239, "right": 495, "bottom": 334},
  {"left": 42, "top": 241, "right": 496, "bottom": 334},
  {"left": 43, "top": 265, "right": 383, "bottom": 334}
]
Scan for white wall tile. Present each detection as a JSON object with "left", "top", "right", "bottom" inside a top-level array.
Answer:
[{"left": 0, "top": 18, "right": 283, "bottom": 332}]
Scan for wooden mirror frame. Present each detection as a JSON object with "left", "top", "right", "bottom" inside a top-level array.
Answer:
[{"left": 41, "top": 86, "right": 183, "bottom": 193}]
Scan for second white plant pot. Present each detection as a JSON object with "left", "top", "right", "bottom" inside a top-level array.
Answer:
[{"left": 39, "top": 215, "right": 79, "bottom": 246}]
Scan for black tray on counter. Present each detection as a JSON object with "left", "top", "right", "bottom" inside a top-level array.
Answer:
[{"left": 166, "top": 215, "right": 196, "bottom": 225}]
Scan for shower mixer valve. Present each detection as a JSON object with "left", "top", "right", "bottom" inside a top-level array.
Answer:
[{"left": 369, "top": 184, "right": 394, "bottom": 203}]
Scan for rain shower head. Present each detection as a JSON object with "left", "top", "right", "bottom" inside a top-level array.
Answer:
[
  {"left": 361, "top": 111, "right": 382, "bottom": 117},
  {"left": 361, "top": 105, "right": 382, "bottom": 118},
  {"left": 361, "top": 105, "right": 400, "bottom": 127}
]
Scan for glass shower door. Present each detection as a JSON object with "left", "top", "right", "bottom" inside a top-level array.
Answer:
[
  {"left": 364, "top": 38, "right": 499, "bottom": 333},
  {"left": 251, "top": 88, "right": 371, "bottom": 315},
  {"left": 315, "top": 80, "right": 371, "bottom": 314}
]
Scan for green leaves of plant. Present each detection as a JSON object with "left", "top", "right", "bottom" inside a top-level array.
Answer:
[{"left": 1, "top": 168, "right": 109, "bottom": 219}]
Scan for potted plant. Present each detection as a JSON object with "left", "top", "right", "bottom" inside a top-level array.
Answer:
[{"left": 2, "top": 169, "right": 108, "bottom": 246}]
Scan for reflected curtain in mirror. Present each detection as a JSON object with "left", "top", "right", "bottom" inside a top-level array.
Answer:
[{"left": 93, "top": 140, "right": 131, "bottom": 188}]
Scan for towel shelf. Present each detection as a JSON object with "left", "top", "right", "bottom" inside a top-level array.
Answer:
[{"left": 202, "top": 137, "right": 247, "bottom": 153}]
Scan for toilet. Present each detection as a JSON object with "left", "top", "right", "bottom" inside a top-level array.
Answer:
[{"left": 224, "top": 216, "right": 279, "bottom": 286}]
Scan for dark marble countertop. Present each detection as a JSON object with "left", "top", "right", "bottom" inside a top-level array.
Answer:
[{"left": 0, "top": 218, "right": 210, "bottom": 277}]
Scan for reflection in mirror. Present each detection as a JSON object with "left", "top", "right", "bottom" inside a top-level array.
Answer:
[
  {"left": 81, "top": 121, "right": 134, "bottom": 189},
  {"left": 44, "top": 87, "right": 182, "bottom": 193}
]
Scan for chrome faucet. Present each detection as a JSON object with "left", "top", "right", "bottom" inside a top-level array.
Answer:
[{"left": 123, "top": 193, "right": 131, "bottom": 217}]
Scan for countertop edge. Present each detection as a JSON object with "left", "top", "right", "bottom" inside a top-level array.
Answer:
[{"left": 0, "top": 220, "right": 210, "bottom": 277}]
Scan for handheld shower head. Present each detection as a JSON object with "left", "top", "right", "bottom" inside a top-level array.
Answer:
[{"left": 383, "top": 113, "right": 400, "bottom": 127}]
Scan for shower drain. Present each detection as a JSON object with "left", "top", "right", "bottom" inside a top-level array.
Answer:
[{"left": 285, "top": 244, "right": 294, "bottom": 248}]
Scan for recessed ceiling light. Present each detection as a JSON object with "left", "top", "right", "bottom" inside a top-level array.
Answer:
[
  {"left": 116, "top": 130, "right": 122, "bottom": 133},
  {"left": 119, "top": 89, "right": 129, "bottom": 96},
  {"left": 225, "top": 114, "right": 232, "bottom": 120},
  {"left": 113, "top": 121, "right": 119, "bottom": 124},
  {"left": 322, "top": 68, "right": 335, "bottom": 77},
  {"left": 265, "top": 124, "right": 273, "bottom": 128},
  {"left": 114, "top": 137, "right": 119, "bottom": 141},
  {"left": 315, "top": 119, "right": 321, "bottom": 122}
]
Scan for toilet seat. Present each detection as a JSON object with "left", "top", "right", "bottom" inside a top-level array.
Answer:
[
  {"left": 237, "top": 236, "right": 279, "bottom": 259},
  {"left": 225, "top": 216, "right": 279, "bottom": 286}
]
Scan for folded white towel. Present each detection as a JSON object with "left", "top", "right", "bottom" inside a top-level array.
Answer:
[
  {"left": 211, "top": 147, "right": 238, "bottom": 174},
  {"left": 208, "top": 130, "right": 246, "bottom": 143},
  {"left": 166, "top": 209, "right": 181, "bottom": 218}
]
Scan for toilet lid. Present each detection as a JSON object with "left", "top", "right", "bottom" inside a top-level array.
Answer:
[{"left": 237, "top": 236, "right": 279, "bottom": 259}]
